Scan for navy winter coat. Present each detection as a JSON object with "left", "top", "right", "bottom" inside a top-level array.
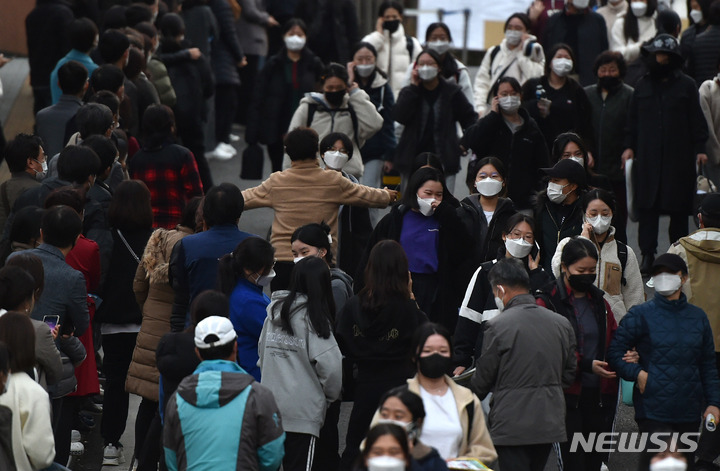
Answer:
[{"left": 608, "top": 293, "right": 720, "bottom": 423}]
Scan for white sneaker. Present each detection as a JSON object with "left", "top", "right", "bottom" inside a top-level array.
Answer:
[
  {"left": 229, "top": 133, "right": 240, "bottom": 142},
  {"left": 70, "top": 441, "right": 84, "bottom": 456},
  {"left": 207, "top": 143, "right": 234, "bottom": 161},
  {"left": 218, "top": 142, "right": 237, "bottom": 156},
  {"left": 71, "top": 429, "right": 81, "bottom": 443},
  {"left": 601, "top": 464, "right": 609, "bottom": 471},
  {"left": 103, "top": 444, "right": 126, "bottom": 466}
]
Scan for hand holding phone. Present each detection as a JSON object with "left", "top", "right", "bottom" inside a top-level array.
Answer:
[{"left": 43, "top": 315, "right": 60, "bottom": 330}]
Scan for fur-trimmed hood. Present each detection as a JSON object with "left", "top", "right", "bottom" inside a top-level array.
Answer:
[{"left": 141, "top": 225, "right": 194, "bottom": 285}]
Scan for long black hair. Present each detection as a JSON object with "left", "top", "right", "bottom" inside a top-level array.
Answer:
[
  {"left": 291, "top": 222, "right": 335, "bottom": 266},
  {"left": 273, "top": 256, "right": 335, "bottom": 339},
  {"left": 624, "top": 0, "right": 657, "bottom": 42},
  {"left": 217, "top": 237, "right": 275, "bottom": 295}
]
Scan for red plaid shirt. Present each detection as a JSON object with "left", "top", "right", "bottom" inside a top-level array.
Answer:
[{"left": 129, "top": 143, "right": 203, "bottom": 228}]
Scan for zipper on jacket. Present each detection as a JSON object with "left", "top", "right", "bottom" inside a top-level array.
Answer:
[{"left": 597, "top": 98, "right": 605, "bottom": 165}]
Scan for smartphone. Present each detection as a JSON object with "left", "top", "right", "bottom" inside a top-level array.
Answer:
[
  {"left": 531, "top": 241, "right": 540, "bottom": 259},
  {"left": 43, "top": 315, "right": 60, "bottom": 330}
]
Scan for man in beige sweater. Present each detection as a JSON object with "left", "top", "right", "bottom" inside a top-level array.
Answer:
[{"left": 242, "top": 127, "right": 397, "bottom": 290}]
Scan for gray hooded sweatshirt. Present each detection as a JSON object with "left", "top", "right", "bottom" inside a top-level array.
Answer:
[{"left": 258, "top": 291, "right": 343, "bottom": 436}]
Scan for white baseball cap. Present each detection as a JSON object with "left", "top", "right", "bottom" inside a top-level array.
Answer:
[{"left": 194, "top": 316, "right": 237, "bottom": 349}]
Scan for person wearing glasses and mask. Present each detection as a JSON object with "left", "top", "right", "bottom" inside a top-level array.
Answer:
[
  {"left": 453, "top": 213, "right": 553, "bottom": 376},
  {"left": 551, "top": 189, "right": 644, "bottom": 323}
]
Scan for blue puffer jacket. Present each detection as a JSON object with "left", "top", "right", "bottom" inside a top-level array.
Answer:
[{"left": 608, "top": 293, "right": 720, "bottom": 423}]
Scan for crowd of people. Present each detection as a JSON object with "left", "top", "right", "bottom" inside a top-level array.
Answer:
[{"left": 2, "top": 0, "right": 720, "bottom": 470}]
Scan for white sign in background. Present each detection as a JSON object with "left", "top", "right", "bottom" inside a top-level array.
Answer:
[{"left": 417, "top": 0, "right": 531, "bottom": 50}]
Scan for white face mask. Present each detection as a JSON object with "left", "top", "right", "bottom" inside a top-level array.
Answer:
[
  {"left": 284, "top": 35, "right": 306, "bottom": 51},
  {"left": 254, "top": 269, "right": 276, "bottom": 287},
  {"left": 573, "top": 0, "right": 590, "bottom": 8},
  {"left": 417, "top": 65, "right": 438, "bottom": 81},
  {"left": 547, "top": 182, "right": 569, "bottom": 203},
  {"left": 416, "top": 196, "right": 436, "bottom": 216},
  {"left": 652, "top": 273, "right": 682, "bottom": 296},
  {"left": 493, "top": 285, "right": 506, "bottom": 312},
  {"left": 690, "top": 9, "right": 703, "bottom": 24},
  {"left": 476, "top": 177, "right": 503, "bottom": 197},
  {"left": 569, "top": 156, "right": 584, "bottom": 167},
  {"left": 498, "top": 95, "right": 521, "bottom": 113},
  {"left": 367, "top": 456, "right": 405, "bottom": 471},
  {"left": 505, "top": 30, "right": 523, "bottom": 46},
  {"left": 426, "top": 40, "right": 451, "bottom": 55},
  {"left": 586, "top": 214, "right": 613, "bottom": 234},
  {"left": 505, "top": 237, "right": 534, "bottom": 259},
  {"left": 650, "top": 457, "right": 688, "bottom": 471},
  {"left": 552, "top": 58, "right": 573, "bottom": 77},
  {"left": 356, "top": 64, "right": 376, "bottom": 78},
  {"left": 630, "top": 1, "right": 648, "bottom": 17},
  {"left": 33, "top": 159, "right": 48, "bottom": 181},
  {"left": 323, "top": 150, "right": 349, "bottom": 170}
]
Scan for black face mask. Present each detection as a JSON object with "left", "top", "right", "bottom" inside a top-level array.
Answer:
[
  {"left": 325, "top": 90, "right": 346, "bottom": 108},
  {"left": 418, "top": 353, "right": 453, "bottom": 379},
  {"left": 567, "top": 273, "right": 596, "bottom": 292},
  {"left": 648, "top": 60, "right": 674, "bottom": 79},
  {"left": 598, "top": 75, "right": 621, "bottom": 91},
  {"left": 383, "top": 19, "right": 400, "bottom": 34}
]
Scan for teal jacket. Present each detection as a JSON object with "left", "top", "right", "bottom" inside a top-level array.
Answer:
[{"left": 163, "top": 360, "right": 285, "bottom": 471}]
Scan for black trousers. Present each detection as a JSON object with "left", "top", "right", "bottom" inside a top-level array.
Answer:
[
  {"left": 636, "top": 419, "right": 700, "bottom": 471},
  {"left": 611, "top": 180, "right": 628, "bottom": 244},
  {"left": 312, "top": 400, "right": 340, "bottom": 471},
  {"left": 236, "top": 55, "right": 261, "bottom": 126},
  {"left": 638, "top": 208, "right": 688, "bottom": 255},
  {"left": 215, "top": 84, "right": 238, "bottom": 144},
  {"left": 340, "top": 377, "right": 408, "bottom": 468},
  {"left": 284, "top": 432, "right": 316, "bottom": 471},
  {"left": 267, "top": 141, "right": 285, "bottom": 173},
  {"left": 560, "top": 389, "right": 616, "bottom": 471},
  {"left": 178, "top": 121, "right": 213, "bottom": 190},
  {"left": 135, "top": 398, "right": 161, "bottom": 471},
  {"left": 52, "top": 396, "right": 79, "bottom": 466},
  {"left": 100, "top": 332, "right": 137, "bottom": 445},
  {"left": 495, "top": 443, "right": 552, "bottom": 471}
]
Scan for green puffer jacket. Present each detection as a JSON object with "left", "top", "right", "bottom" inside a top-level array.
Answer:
[{"left": 147, "top": 58, "right": 177, "bottom": 108}]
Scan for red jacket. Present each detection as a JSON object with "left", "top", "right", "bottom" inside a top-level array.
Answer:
[{"left": 66, "top": 235, "right": 101, "bottom": 396}]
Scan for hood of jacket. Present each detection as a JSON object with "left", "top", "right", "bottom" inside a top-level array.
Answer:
[
  {"left": 176, "top": 360, "right": 253, "bottom": 409},
  {"left": 268, "top": 291, "right": 307, "bottom": 327},
  {"left": 304, "top": 91, "right": 350, "bottom": 110},
  {"left": 330, "top": 267, "right": 353, "bottom": 291},
  {"left": 679, "top": 228, "right": 720, "bottom": 264}
]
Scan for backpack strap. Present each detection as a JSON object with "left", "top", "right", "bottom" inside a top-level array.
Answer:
[
  {"left": 616, "top": 240, "right": 628, "bottom": 286},
  {"left": 406, "top": 35, "right": 414, "bottom": 59},
  {"left": 306, "top": 101, "right": 360, "bottom": 148},
  {"left": 489, "top": 45, "right": 501, "bottom": 66},
  {"left": 305, "top": 102, "right": 318, "bottom": 128},
  {"left": 347, "top": 103, "right": 360, "bottom": 149}
]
